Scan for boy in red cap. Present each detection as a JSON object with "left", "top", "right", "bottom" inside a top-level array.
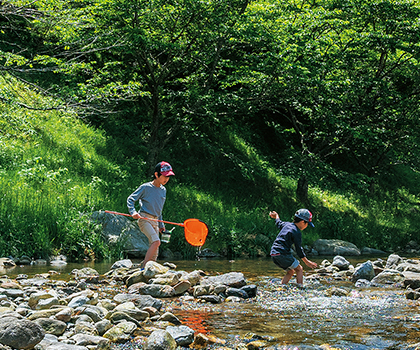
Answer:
[
  {"left": 127, "top": 161, "right": 175, "bottom": 268},
  {"left": 269, "top": 209, "right": 317, "bottom": 285}
]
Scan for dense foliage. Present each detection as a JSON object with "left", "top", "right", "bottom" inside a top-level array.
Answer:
[{"left": 0, "top": 0, "right": 419, "bottom": 261}]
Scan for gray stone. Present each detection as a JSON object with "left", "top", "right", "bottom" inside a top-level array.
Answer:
[
  {"left": 110, "top": 259, "right": 133, "bottom": 270},
  {"left": 46, "top": 343, "right": 88, "bottom": 350},
  {"left": 127, "top": 282, "right": 176, "bottom": 298},
  {"left": 91, "top": 211, "right": 149, "bottom": 257},
  {"left": 240, "top": 284, "right": 257, "bottom": 298},
  {"left": 361, "top": 247, "right": 387, "bottom": 255},
  {"left": 200, "top": 272, "right": 246, "bottom": 288},
  {"left": 385, "top": 254, "right": 403, "bottom": 269},
  {"left": 0, "top": 316, "right": 45, "bottom": 349},
  {"left": 332, "top": 255, "right": 351, "bottom": 270},
  {"left": 225, "top": 288, "right": 248, "bottom": 299},
  {"left": 403, "top": 271, "right": 420, "bottom": 289},
  {"left": 33, "top": 318, "right": 67, "bottom": 336},
  {"left": 166, "top": 325, "right": 195, "bottom": 347},
  {"left": 113, "top": 294, "right": 163, "bottom": 311},
  {"left": 351, "top": 260, "right": 375, "bottom": 282},
  {"left": 158, "top": 312, "right": 181, "bottom": 325},
  {"left": 313, "top": 239, "right": 360, "bottom": 256},
  {"left": 371, "top": 269, "right": 405, "bottom": 285},
  {"left": 102, "top": 321, "right": 137, "bottom": 343},
  {"left": 145, "top": 330, "right": 177, "bottom": 350}
]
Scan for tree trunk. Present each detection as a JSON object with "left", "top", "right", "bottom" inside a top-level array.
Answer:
[{"left": 296, "top": 175, "right": 308, "bottom": 203}]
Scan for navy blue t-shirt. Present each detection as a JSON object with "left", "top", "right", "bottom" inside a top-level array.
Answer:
[{"left": 270, "top": 219, "right": 306, "bottom": 258}]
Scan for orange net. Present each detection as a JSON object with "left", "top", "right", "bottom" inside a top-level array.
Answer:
[{"left": 184, "top": 219, "right": 208, "bottom": 246}]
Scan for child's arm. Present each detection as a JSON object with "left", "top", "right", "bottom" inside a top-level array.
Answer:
[{"left": 302, "top": 257, "right": 317, "bottom": 269}]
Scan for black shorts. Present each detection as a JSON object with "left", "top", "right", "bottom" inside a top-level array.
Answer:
[{"left": 271, "top": 254, "right": 299, "bottom": 271}]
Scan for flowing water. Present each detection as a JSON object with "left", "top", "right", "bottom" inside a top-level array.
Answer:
[{"left": 2, "top": 256, "right": 420, "bottom": 349}]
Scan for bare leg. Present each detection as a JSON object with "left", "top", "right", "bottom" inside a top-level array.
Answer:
[
  {"left": 295, "top": 264, "right": 304, "bottom": 285},
  {"left": 282, "top": 269, "right": 295, "bottom": 284},
  {"left": 142, "top": 240, "right": 160, "bottom": 268}
]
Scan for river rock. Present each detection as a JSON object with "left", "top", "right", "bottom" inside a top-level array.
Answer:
[
  {"left": 241, "top": 284, "right": 258, "bottom": 298},
  {"left": 113, "top": 294, "right": 163, "bottom": 311},
  {"left": 111, "top": 259, "right": 133, "bottom": 270},
  {"left": 68, "top": 296, "right": 90, "bottom": 308},
  {"left": 55, "top": 307, "right": 73, "bottom": 322},
  {"left": 193, "top": 285, "right": 212, "bottom": 297},
  {"left": 143, "top": 261, "right": 170, "bottom": 279},
  {"left": 371, "top": 269, "right": 405, "bottom": 285},
  {"left": 355, "top": 279, "right": 372, "bottom": 288},
  {"left": 397, "top": 262, "right": 420, "bottom": 274},
  {"left": 106, "top": 311, "right": 142, "bottom": 328},
  {"left": 70, "top": 333, "right": 111, "bottom": 348},
  {"left": 351, "top": 260, "right": 375, "bottom": 282},
  {"left": 28, "top": 291, "right": 55, "bottom": 309},
  {"left": 173, "top": 280, "right": 191, "bottom": 295},
  {"left": 405, "top": 288, "right": 420, "bottom": 300},
  {"left": 197, "top": 295, "right": 221, "bottom": 304},
  {"left": 36, "top": 297, "right": 60, "bottom": 310},
  {"left": 200, "top": 272, "right": 246, "bottom": 288},
  {"left": 226, "top": 287, "right": 248, "bottom": 299},
  {"left": 95, "top": 319, "right": 112, "bottom": 336},
  {"left": 158, "top": 312, "right": 181, "bottom": 325},
  {"left": 114, "top": 302, "right": 149, "bottom": 321},
  {"left": 313, "top": 239, "right": 361, "bottom": 256},
  {"left": 46, "top": 343, "right": 89, "bottom": 350},
  {"left": 385, "top": 254, "right": 404, "bottom": 269},
  {"left": 403, "top": 271, "right": 420, "bottom": 289},
  {"left": 75, "top": 306, "right": 103, "bottom": 323},
  {"left": 180, "top": 270, "right": 203, "bottom": 286},
  {"left": 33, "top": 317, "right": 67, "bottom": 336},
  {"left": 361, "top": 247, "right": 387, "bottom": 255},
  {"left": 0, "top": 258, "right": 16, "bottom": 268},
  {"left": 166, "top": 325, "right": 195, "bottom": 346},
  {"left": 125, "top": 269, "right": 148, "bottom": 287},
  {"left": 74, "top": 319, "right": 98, "bottom": 335},
  {"left": 92, "top": 211, "right": 149, "bottom": 258},
  {"left": 0, "top": 316, "right": 45, "bottom": 349},
  {"left": 149, "top": 271, "right": 182, "bottom": 286},
  {"left": 145, "top": 330, "right": 177, "bottom": 350},
  {"left": 102, "top": 321, "right": 137, "bottom": 343},
  {"left": 332, "top": 255, "right": 351, "bottom": 270},
  {"left": 127, "top": 282, "right": 176, "bottom": 298}
]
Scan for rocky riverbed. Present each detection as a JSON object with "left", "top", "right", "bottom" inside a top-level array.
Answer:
[{"left": 0, "top": 254, "right": 420, "bottom": 350}]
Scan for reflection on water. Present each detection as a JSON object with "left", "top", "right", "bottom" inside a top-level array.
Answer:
[{"left": 2, "top": 256, "right": 418, "bottom": 349}]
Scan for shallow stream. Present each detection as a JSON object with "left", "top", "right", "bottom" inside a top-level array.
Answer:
[{"left": 2, "top": 257, "right": 419, "bottom": 349}]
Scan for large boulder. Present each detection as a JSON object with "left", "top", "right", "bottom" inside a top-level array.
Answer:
[
  {"left": 91, "top": 211, "right": 149, "bottom": 258},
  {"left": 313, "top": 239, "right": 360, "bottom": 256},
  {"left": 0, "top": 316, "right": 45, "bottom": 349},
  {"left": 361, "top": 247, "right": 387, "bottom": 255}
]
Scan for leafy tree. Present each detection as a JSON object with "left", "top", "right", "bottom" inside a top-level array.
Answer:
[
  {"left": 218, "top": 0, "right": 420, "bottom": 191},
  {"left": 19, "top": 0, "right": 250, "bottom": 171}
]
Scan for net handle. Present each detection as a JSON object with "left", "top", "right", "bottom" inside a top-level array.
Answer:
[{"left": 104, "top": 210, "right": 185, "bottom": 227}]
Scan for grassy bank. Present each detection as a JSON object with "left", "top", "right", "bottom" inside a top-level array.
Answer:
[{"left": 0, "top": 75, "right": 419, "bottom": 261}]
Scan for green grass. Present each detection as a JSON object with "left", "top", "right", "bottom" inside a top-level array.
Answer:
[{"left": 1, "top": 73, "right": 419, "bottom": 260}]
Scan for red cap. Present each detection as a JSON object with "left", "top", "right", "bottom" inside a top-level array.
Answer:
[{"left": 156, "top": 161, "right": 175, "bottom": 176}]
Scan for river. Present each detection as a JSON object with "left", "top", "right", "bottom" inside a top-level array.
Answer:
[{"left": 2, "top": 256, "right": 419, "bottom": 349}]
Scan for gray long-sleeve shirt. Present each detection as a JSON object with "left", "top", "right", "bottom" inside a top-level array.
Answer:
[
  {"left": 270, "top": 219, "right": 306, "bottom": 259},
  {"left": 127, "top": 182, "right": 166, "bottom": 228}
]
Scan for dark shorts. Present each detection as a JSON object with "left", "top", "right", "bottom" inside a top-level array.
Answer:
[{"left": 271, "top": 254, "right": 299, "bottom": 271}]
